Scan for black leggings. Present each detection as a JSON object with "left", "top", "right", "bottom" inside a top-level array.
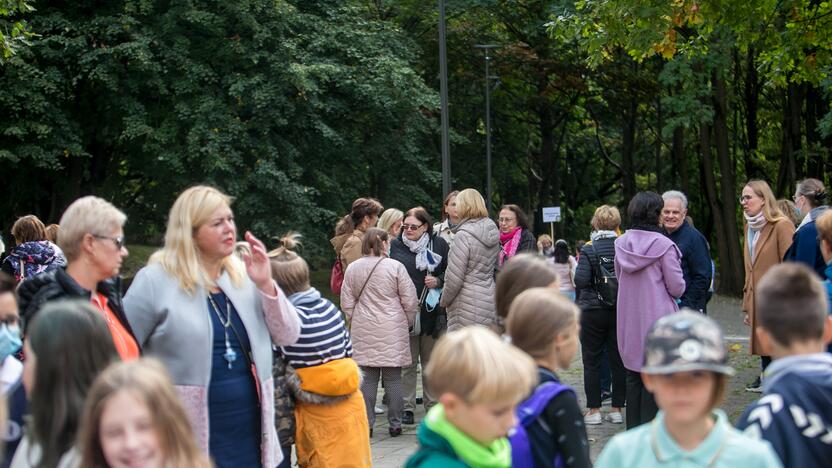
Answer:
[
  {"left": 625, "top": 370, "right": 658, "bottom": 429},
  {"left": 579, "top": 307, "right": 626, "bottom": 408}
]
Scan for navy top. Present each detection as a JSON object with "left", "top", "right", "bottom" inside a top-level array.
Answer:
[
  {"left": 207, "top": 291, "right": 261, "bottom": 468},
  {"left": 2, "top": 375, "right": 26, "bottom": 468},
  {"left": 667, "top": 221, "right": 713, "bottom": 311},
  {"left": 784, "top": 207, "right": 828, "bottom": 279}
]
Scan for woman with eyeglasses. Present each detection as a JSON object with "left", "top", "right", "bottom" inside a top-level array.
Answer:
[
  {"left": 740, "top": 180, "right": 795, "bottom": 392},
  {"left": 17, "top": 196, "right": 140, "bottom": 361},
  {"left": 497, "top": 204, "right": 537, "bottom": 267},
  {"left": 389, "top": 207, "right": 449, "bottom": 425}
]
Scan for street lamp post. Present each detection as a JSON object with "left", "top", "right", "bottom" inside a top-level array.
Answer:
[
  {"left": 474, "top": 44, "right": 499, "bottom": 214},
  {"left": 439, "top": 0, "right": 451, "bottom": 197}
]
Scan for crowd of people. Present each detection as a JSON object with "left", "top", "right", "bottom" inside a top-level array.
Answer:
[{"left": 0, "top": 178, "right": 829, "bottom": 467}]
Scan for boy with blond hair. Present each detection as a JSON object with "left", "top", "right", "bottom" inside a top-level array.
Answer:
[
  {"left": 736, "top": 263, "right": 832, "bottom": 467},
  {"left": 406, "top": 326, "right": 537, "bottom": 467}
]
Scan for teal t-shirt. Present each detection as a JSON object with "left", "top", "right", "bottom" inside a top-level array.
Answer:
[{"left": 595, "top": 410, "right": 782, "bottom": 468}]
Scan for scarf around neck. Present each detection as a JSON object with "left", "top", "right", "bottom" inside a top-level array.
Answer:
[
  {"left": 590, "top": 230, "right": 618, "bottom": 242},
  {"left": 402, "top": 233, "right": 442, "bottom": 272},
  {"left": 424, "top": 404, "right": 511, "bottom": 468},
  {"left": 499, "top": 227, "right": 522, "bottom": 266},
  {"left": 744, "top": 211, "right": 767, "bottom": 231}
]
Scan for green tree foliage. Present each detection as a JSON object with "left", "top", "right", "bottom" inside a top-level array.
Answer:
[
  {"left": 0, "top": 0, "right": 34, "bottom": 62},
  {"left": 0, "top": 0, "right": 439, "bottom": 262}
]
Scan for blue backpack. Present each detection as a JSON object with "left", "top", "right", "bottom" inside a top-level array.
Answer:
[{"left": 509, "top": 381, "right": 573, "bottom": 468}]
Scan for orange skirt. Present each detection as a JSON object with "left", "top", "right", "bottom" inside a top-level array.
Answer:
[{"left": 294, "top": 391, "right": 371, "bottom": 467}]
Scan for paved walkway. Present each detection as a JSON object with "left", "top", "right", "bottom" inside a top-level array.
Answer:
[{"left": 368, "top": 295, "right": 760, "bottom": 467}]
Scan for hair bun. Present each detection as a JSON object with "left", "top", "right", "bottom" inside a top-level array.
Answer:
[
  {"left": 815, "top": 190, "right": 828, "bottom": 203},
  {"left": 280, "top": 232, "right": 302, "bottom": 251}
]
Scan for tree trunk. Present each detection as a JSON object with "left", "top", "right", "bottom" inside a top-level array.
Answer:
[
  {"left": 621, "top": 96, "right": 637, "bottom": 203},
  {"left": 655, "top": 96, "right": 663, "bottom": 191},
  {"left": 672, "top": 126, "right": 689, "bottom": 196},
  {"left": 699, "top": 123, "right": 730, "bottom": 293},
  {"left": 777, "top": 84, "right": 801, "bottom": 194},
  {"left": 744, "top": 46, "right": 760, "bottom": 179},
  {"left": 712, "top": 71, "right": 745, "bottom": 295}
]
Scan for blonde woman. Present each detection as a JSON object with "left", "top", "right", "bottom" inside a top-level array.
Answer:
[
  {"left": 78, "top": 359, "right": 212, "bottom": 468},
  {"left": 123, "top": 186, "right": 301, "bottom": 468},
  {"left": 440, "top": 188, "right": 500, "bottom": 330},
  {"left": 740, "top": 180, "right": 795, "bottom": 392},
  {"left": 17, "top": 197, "right": 138, "bottom": 360},
  {"left": 378, "top": 208, "right": 404, "bottom": 238}
]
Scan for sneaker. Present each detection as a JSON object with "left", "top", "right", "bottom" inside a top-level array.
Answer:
[
  {"left": 745, "top": 376, "right": 762, "bottom": 393},
  {"left": 605, "top": 411, "right": 623, "bottom": 424},
  {"left": 374, "top": 406, "right": 384, "bottom": 415},
  {"left": 584, "top": 412, "right": 602, "bottom": 425},
  {"left": 402, "top": 411, "right": 415, "bottom": 425}
]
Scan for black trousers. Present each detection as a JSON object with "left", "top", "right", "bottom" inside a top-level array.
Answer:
[
  {"left": 580, "top": 306, "right": 626, "bottom": 408},
  {"left": 625, "top": 370, "right": 658, "bottom": 429}
]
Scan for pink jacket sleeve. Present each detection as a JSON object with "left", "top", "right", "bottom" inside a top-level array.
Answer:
[
  {"left": 340, "top": 262, "right": 358, "bottom": 320},
  {"left": 661, "top": 245, "right": 686, "bottom": 299},
  {"left": 397, "top": 263, "right": 419, "bottom": 327},
  {"left": 260, "top": 281, "right": 301, "bottom": 346}
]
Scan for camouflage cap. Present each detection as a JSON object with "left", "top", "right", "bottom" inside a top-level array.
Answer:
[{"left": 642, "top": 309, "right": 735, "bottom": 375}]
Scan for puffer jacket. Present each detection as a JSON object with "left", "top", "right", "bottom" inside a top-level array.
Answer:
[
  {"left": 440, "top": 217, "right": 500, "bottom": 331},
  {"left": 1, "top": 241, "right": 66, "bottom": 281},
  {"left": 331, "top": 229, "right": 365, "bottom": 271},
  {"left": 575, "top": 232, "right": 617, "bottom": 310},
  {"left": 340, "top": 256, "right": 418, "bottom": 367}
]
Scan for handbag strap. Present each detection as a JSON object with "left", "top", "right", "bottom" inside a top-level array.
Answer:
[{"left": 350, "top": 258, "right": 384, "bottom": 331}]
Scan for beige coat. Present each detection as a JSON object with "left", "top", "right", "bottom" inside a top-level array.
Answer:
[
  {"left": 331, "top": 229, "right": 365, "bottom": 271},
  {"left": 742, "top": 217, "right": 794, "bottom": 355},
  {"left": 440, "top": 217, "right": 500, "bottom": 330},
  {"left": 341, "top": 256, "right": 418, "bottom": 367}
]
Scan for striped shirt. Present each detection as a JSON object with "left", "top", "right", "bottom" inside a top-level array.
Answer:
[{"left": 280, "top": 289, "right": 353, "bottom": 369}]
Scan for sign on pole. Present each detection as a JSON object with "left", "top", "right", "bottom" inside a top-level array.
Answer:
[{"left": 542, "top": 206, "right": 561, "bottom": 223}]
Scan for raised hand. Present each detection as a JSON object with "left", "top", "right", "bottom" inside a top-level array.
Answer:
[{"left": 242, "top": 231, "right": 277, "bottom": 295}]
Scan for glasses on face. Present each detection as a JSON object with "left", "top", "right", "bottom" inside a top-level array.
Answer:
[
  {"left": 497, "top": 217, "right": 516, "bottom": 224},
  {"left": 93, "top": 234, "right": 126, "bottom": 250},
  {"left": 402, "top": 223, "right": 425, "bottom": 232},
  {"left": 739, "top": 195, "right": 754, "bottom": 203},
  {"left": 793, "top": 194, "right": 803, "bottom": 203}
]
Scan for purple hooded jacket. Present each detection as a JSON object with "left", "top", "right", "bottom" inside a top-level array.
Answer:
[{"left": 614, "top": 229, "right": 685, "bottom": 372}]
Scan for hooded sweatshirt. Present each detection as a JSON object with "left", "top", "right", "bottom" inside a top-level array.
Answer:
[
  {"left": 736, "top": 353, "right": 832, "bottom": 468},
  {"left": 0, "top": 241, "right": 66, "bottom": 281},
  {"left": 614, "top": 229, "right": 685, "bottom": 372},
  {"left": 440, "top": 217, "right": 501, "bottom": 331}
]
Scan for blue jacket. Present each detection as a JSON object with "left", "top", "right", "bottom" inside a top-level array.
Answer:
[
  {"left": 667, "top": 221, "right": 712, "bottom": 312},
  {"left": 784, "top": 206, "right": 828, "bottom": 279},
  {"left": 825, "top": 263, "right": 832, "bottom": 353},
  {"left": 736, "top": 353, "right": 832, "bottom": 467}
]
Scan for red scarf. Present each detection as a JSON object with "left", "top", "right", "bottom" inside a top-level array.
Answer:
[{"left": 499, "top": 227, "right": 522, "bottom": 266}]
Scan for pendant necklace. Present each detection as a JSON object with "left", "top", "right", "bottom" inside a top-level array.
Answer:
[{"left": 207, "top": 292, "right": 238, "bottom": 369}]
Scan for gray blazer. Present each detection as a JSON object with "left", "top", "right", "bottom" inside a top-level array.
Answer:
[{"left": 124, "top": 262, "right": 301, "bottom": 467}]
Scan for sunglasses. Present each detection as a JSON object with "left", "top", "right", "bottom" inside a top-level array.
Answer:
[
  {"left": 402, "top": 223, "right": 424, "bottom": 231},
  {"left": 93, "top": 234, "right": 126, "bottom": 250}
]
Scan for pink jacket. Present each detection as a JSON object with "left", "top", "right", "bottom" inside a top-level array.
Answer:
[{"left": 341, "top": 256, "right": 418, "bottom": 368}]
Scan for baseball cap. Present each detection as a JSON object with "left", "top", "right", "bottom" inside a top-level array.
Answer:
[{"left": 642, "top": 309, "right": 735, "bottom": 375}]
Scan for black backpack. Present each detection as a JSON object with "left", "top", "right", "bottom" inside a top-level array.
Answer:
[{"left": 589, "top": 242, "right": 618, "bottom": 307}]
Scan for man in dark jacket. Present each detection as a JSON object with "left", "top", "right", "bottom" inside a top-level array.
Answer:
[{"left": 662, "top": 190, "right": 712, "bottom": 313}]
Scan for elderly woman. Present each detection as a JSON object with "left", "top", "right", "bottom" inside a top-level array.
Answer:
[
  {"left": 440, "top": 188, "right": 500, "bottom": 330},
  {"left": 497, "top": 204, "right": 536, "bottom": 267},
  {"left": 784, "top": 178, "right": 828, "bottom": 278},
  {"left": 378, "top": 208, "right": 404, "bottom": 238},
  {"left": 389, "top": 206, "right": 450, "bottom": 425},
  {"left": 17, "top": 197, "right": 138, "bottom": 360},
  {"left": 123, "top": 186, "right": 301, "bottom": 468},
  {"left": 1, "top": 215, "right": 65, "bottom": 282},
  {"left": 341, "top": 228, "right": 417, "bottom": 437}
]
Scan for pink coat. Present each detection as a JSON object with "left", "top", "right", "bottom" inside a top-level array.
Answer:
[{"left": 341, "top": 256, "right": 418, "bottom": 367}]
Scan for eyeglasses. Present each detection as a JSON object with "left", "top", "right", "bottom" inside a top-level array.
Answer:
[
  {"left": 793, "top": 194, "right": 803, "bottom": 203},
  {"left": 739, "top": 195, "right": 754, "bottom": 203},
  {"left": 402, "top": 223, "right": 425, "bottom": 231},
  {"left": 93, "top": 234, "right": 126, "bottom": 250},
  {"left": 497, "top": 217, "right": 516, "bottom": 224}
]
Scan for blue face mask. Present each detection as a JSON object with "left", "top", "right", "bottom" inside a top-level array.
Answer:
[
  {"left": 0, "top": 323, "right": 22, "bottom": 363},
  {"left": 425, "top": 288, "right": 442, "bottom": 311}
]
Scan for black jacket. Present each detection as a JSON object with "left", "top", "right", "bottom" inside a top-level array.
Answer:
[
  {"left": 389, "top": 233, "right": 450, "bottom": 336},
  {"left": 574, "top": 236, "right": 616, "bottom": 311},
  {"left": 518, "top": 229, "right": 536, "bottom": 253},
  {"left": 17, "top": 267, "right": 138, "bottom": 344},
  {"left": 667, "top": 221, "right": 712, "bottom": 311}
]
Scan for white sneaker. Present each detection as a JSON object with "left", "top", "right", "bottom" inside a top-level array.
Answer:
[
  {"left": 584, "top": 412, "right": 602, "bottom": 425},
  {"left": 374, "top": 406, "right": 384, "bottom": 415},
  {"left": 605, "top": 411, "right": 623, "bottom": 424}
]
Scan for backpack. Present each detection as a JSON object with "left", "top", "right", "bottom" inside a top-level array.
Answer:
[
  {"left": 330, "top": 257, "right": 344, "bottom": 295},
  {"left": 589, "top": 243, "right": 617, "bottom": 307},
  {"left": 508, "top": 381, "right": 573, "bottom": 468}
]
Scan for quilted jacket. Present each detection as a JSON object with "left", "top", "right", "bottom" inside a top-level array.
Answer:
[
  {"left": 440, "top": 217, "right": 500, "bottom": 331},
  {"left": 340, "top": 256, "right": 418, "bottom": 367}
]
